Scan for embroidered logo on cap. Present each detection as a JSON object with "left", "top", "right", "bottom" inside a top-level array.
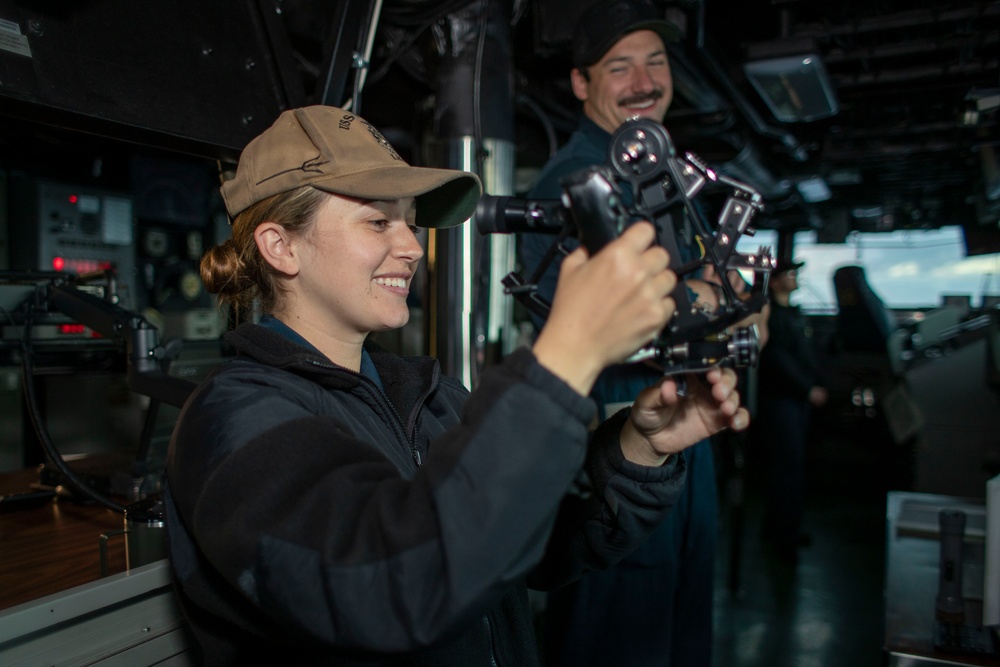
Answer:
[
  {"left": 361, "top": 119, "right": 403, "bottom": 161},
  {"left": 338, "top": 112, "right": 402, "bottom": 161},
  {"left": 256, "top": 155, "right": 329, "bottom": 187}
]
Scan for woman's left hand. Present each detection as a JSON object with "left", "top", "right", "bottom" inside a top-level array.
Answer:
[{"left": 619, "top": 368, "right": 749, "bottom": 467}]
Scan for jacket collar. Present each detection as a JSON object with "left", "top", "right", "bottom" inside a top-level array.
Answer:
[
  {"left": 577, "top": 113, "right": 612, "bottom": 143},
  {"left": 224, "top": 322, "right": 442, "bottom": 425}
]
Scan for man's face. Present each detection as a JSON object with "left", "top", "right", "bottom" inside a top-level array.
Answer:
[
  {"left": 774, "top": 270, "right": 799, "bottom": 294},
  {"left": 571, "top": 29, "right": 673, "bottom": 134}
]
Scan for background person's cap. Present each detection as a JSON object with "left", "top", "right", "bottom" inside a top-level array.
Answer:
[
  {"left": 572, "top": 0, "right": 682, "bottom": 70},
  {"left": 773, "top": 260, "right": 805, "bottom": 276},
  {"left": 220, "top": 106, "right": 482, "bottom": 228}
]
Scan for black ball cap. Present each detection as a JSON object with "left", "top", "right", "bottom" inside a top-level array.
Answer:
[{"left": 572, "top": 0, "right": 682, "bottom": 70}]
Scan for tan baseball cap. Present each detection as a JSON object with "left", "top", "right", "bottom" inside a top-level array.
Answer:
[{"left": 221, "top": 106, "right": 482, "bottom": 228}]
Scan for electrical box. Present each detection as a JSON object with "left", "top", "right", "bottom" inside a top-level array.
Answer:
[{"left": 7, "top": 176, "right": 137, "bottom": 312}]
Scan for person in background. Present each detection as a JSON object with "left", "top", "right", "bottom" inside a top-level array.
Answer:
[
  {"left": 519, "top": 1, "right": 766, "bottom": 665},
  {"left": 755, "top": 260, "right": 827, "bottom": 564},
  {"left": 163, "top": 104, "right": 749, "bottom": 666}
]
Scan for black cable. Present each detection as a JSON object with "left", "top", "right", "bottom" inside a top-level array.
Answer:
[
  {"left": 380, "top": 0, "right": 474, "bottom": 27},
  {"left": 20, "top": 307, "right": 126, "bottom": 514},
  {"left": 472, "top": 0, "right": 487, "bottom": 179},
  {"left": 516, "top": 93, "right": 559, "bottom": 159},
  {"left": 366, "top": 23, "right": 432, "bottom": 86},
  {"left": 470, "top": 0, "right": 491, "bottom": 388},
  {"left": 134, "top": 397, "right": 162, "bottom": 478},
  {"left": 0, "top": 304, "right": 22, "bottom": 341}
]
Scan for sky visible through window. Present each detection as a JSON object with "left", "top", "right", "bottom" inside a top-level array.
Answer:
[{"left": 736, "top": 226, "right": 1000, "bottom": 313}]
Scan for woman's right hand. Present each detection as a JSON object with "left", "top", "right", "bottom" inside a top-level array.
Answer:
[{"left": 532, "top": 222, "right": 677, "bottom": 396}]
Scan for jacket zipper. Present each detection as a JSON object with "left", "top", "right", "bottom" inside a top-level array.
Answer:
[
  {"left": 307, "top": 359, "right": 423, "bottom": 468},
  {"left": 483, "top": 614, "right": 498, "bottom": 667},
  {"left": 369, "top": 382, "right": 422, "bottom": 468}
]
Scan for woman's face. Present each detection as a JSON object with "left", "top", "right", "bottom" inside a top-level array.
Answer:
[{"left": 290, "top": 193, "right": 423, "bottom": 340}]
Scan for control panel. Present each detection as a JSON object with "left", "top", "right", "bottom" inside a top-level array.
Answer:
[{"left": 7, "top": 176, "right": 137, "bottom": 313}]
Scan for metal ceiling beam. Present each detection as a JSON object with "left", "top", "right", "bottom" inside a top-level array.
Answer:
[
  {"left": 831, "top": 58, "right": 1000, "bottom": 87},
  {"left": 792, "top": 3, "right": 1000, "bottom": 39},
  {"left": 823, "top": 32, "right": 999, "bottom": 65},
  {"left": 822, "top": 140, "right": 975, "bottom": 161}
]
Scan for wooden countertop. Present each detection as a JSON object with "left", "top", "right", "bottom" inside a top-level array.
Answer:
[{"left": 0, "top": 467, "right": 128, "bottom": 611}]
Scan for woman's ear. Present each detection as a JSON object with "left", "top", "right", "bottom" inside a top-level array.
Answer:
[{"left": 255, "top": 222, "right": 299, "bottom": 277}]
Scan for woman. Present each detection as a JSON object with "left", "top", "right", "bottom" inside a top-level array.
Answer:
[{"left": 164, "top": 105, "right": 747, "bottom": 665}]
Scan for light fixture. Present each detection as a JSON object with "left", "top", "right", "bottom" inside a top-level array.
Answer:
[
  {"left": 796, "top": 176, "right": 832, "bottom": 203},
  {"left": 963, "top": 88, "right": 1000, "bottom": 127},
  {"left": 743, "top": 39, "right": 839, "bottom": 123}
]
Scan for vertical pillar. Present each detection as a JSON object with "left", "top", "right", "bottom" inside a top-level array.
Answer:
[{"left": 425, "top": 0, "right": 515, "bottom": 388}]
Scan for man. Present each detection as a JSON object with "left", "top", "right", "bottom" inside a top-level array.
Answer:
[
  {"left": 521, "top": 2, "right": 727, "bottom": 665},
  {"left": 522, "top": 1, "right": 686, "bottom": 315},
  {"left": 756, "top": 261, "right": 827, "bottom": 564}
]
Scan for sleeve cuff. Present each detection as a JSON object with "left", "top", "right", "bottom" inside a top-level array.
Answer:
[{"left": 593, "top": 407, "right": 685, "bottom": 484}]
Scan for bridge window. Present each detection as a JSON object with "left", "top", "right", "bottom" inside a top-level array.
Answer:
[{"left": 737, "top": 227, "right": 1000, "bottom": 315}]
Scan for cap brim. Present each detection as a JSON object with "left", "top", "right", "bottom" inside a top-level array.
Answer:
[
  {"left": 636, "top": 20, "right": 683, "bottom": 44},
  {"left": 309, "top": 165, "right": 482, "bottom": 229},
  {"left": 775, "top": 261, "right": 805, "bottom": 274}
]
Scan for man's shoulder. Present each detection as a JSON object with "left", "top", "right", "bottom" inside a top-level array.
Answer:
[
  {"left": 556, "top": 122, "right": 609, "bottom": 165},
  {"left": 530, "top": 128, "right": 609, "bottom": 198}
]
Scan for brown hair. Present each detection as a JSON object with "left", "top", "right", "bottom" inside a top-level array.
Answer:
[{"left": 200, "top": 185, "right": 329, "bottom": 316}]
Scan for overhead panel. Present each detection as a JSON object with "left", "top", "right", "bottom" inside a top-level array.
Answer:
[{"left": 0, "top": 0, "right": 310, "bottom": 159}]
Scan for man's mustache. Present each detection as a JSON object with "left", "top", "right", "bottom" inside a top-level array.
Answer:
[{"left": 618, "top": 90, "right": 664, "bottom": 107}]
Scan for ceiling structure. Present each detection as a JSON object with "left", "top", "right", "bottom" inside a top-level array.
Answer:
[
  {"left": 355, "top": 0, "right": 1000, "bottom": 244},
  {"left": 698, "top": 0, "right": 1000, "bottom": 240},
  {"left": 0, "top": 0, "right": 996, "bottom": 247},
  {"left": 0, "top": 0, "right": 994, "bottom": 378}
]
